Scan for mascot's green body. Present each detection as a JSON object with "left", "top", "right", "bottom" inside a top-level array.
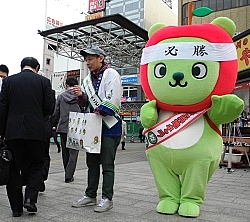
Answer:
[{"left": 140, "top": 17, "right": 244, "bottom": 217}]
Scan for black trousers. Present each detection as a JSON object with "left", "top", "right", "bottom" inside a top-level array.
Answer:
[
  {"left": 6, "top": 139, "right": 45, "bottom": 212},
  {"left": 42, "top": 137, "right": 51, "bottom": 181}
]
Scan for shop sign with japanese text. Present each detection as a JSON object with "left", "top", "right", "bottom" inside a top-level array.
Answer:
[
  {"left": 46, "top": 17, "right": 63, "bottom": 28},
  {"left": 88, "top": 0, "right": 105, "bottom": 12},
  {"left": 121, "top": 75, "right": 138, "bottom": 84},
  {"left": 85, "top": 11, "right": 104, "bottom": 20},
  {"left": 235, "top": 33, "right": 250, "bottom": 72}
]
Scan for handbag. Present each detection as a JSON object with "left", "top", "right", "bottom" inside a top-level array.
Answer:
[
  {"left": 0, "top": 139, "right": 12, "bottom": 185},
  {"left": 66, "top": 112, "right": 102, "bottom": 153}
]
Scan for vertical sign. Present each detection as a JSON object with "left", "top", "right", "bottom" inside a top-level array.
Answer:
[{"left": 234, "top": 33, "right": 250, "bottom": 72}]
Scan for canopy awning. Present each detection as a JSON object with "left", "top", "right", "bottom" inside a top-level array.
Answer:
[{"left": 38, "top": 14, "right": 148, "bottom": 68}]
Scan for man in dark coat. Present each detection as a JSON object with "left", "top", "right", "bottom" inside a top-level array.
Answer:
[
  {"left": 40, "top": 89, "right": 56, "bottom": 192},
  {"left": 0, "top": 57, "right": 54, "bottom": 217}
]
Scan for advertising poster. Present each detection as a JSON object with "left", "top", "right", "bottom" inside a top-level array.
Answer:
[
  {"left": 85, "top": 11, "right": 104, "bottom": 20},
  {"left": 51, "top": 71, "right": 67, "bottom": 96},
  {"left": 88, "top": 0, "right": 105, "bottom": 12},
  {"left": 235, "top": 33, "right": 250, "bottom": 73}
]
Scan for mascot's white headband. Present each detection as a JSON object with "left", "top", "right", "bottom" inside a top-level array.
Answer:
[{"left": 140, "top": 42, "right": 237, "bottom": 65}]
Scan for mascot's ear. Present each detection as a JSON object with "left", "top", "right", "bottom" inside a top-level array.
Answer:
[
  {"left": 211, "top": 17, "right": 236, "bottom": 37},
  {"left": 148, "top": 22, "right": 166, "bottom": 38}
]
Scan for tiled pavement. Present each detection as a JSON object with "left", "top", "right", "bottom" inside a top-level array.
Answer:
[{"left": 1, "top": 142, "right": 250, "bottom": 221}]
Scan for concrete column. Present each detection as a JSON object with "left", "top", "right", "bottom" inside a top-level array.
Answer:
[{"left": 80, "top": 61, "right": 88, "bottom": 85}]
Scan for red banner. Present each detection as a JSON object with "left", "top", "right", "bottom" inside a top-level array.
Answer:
[{"left": 88, "top": 0, "right": 105, "bottom": 12}]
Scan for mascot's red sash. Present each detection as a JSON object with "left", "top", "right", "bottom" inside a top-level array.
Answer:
[{"left": 144, "top": 109, "right": 212, "bottom": 150}]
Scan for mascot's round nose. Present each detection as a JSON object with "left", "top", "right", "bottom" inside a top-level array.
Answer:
[{"left": 173, "top": 72, "right": 184, "bottom": 81}]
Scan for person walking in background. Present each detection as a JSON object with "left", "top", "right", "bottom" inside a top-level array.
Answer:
[
  {"left": 121, "top": 116, "right": 127, "bottom": 150},
  {"left": 139, "top": 127, "right": 145, "bottom": 143},
  {"left": 0, "top": 64, "right": 9, "bottom": 90},
  {"left": 0, "top": 64, "right": 9, "bottom": 79},
  {"left": 72, "top": 45, "right": 122, "bottom": 213},
  {"left": 54, "top": 77, "right": 80, "bottom": 183},
  {"left": 0, "top": 57, "right": 54, "bottom": 217}
]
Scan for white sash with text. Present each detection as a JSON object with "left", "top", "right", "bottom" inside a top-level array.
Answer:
[
  {"left": 83, "top": 75, "right": 118, "bottom": 129},
  {"left": 145, "top": 109, "right": 208, "bottom": 149}
]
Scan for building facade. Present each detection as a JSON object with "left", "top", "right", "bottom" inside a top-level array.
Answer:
[
  {"left": 106, "top": 0, "right": 177, "bottom": 103},
  {"left": 179, "top": 0, "right": 250, "bottom": 33},
  {"left": 106, "top": 0, "right": 177, "bottom": 30},
  {"left": 178, "top": 0, "right": 250, "bottom": 118},
  {"left": 42, "top": 0, "right": 178, "bottom": 118}
]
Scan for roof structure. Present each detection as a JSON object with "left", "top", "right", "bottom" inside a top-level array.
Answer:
[
  {"left": 38, "top": 13, "right": 148, "bottom": 68},
  {"left": 120, "top": 101, "right": 147, "bottom": 112}
]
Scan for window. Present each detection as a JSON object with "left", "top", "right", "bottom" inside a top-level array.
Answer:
[
  {"left": 232, "top": 0, "right": 239, "bottom": 7},
  {"left": 48, "top": 44, "right": 57, "bottom": 51},
  {"left": 110, "top": 6, "right": 123, "bottom": 14},
  {"left": 224, "top": 0, "right": 231, "bottom": 9},
  {"left": 46, "top": 58, "right": 51, "bottom": 65},
  {"left": 122, "top": 86, "right": 138, "bottom": 97},
  {"left": 140, "top": 11, "right": 144, "bottom": 19},
  {"left": 183, "top": 17, "right": 188, "bottom": 25},
  {"left": 129, "top": 89, "right": 137, "bottom": 97},
  {"left": 217, "top": 0, "right": 223, "bottom": 10},
  {"left": 182, "top": 3, "right": 187, "bottom": 21},
  {"left": 195, "top": 1, "right": 202, "bottom": 8},
  {"left": 202, "top": 0, "right": 209, "bottom": 7},
  {"left": 209, "top": 0, "right": 217, "bottom": 10},
  {"left": 239, "top": 0, "right": 248, "bottom": 6},
  {"left": 123, "top": 90, "right": 128, "bottom": 97},
  {"left": 125, "top": 2, "right": 139, "bottom": 11}
]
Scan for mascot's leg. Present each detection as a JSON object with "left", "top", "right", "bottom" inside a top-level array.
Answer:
[
  {"left": 178, "top": 160, "right": 219, "bottom": 217},
  {"left": 147, "top": 153, "right": 181, "bottom": 214}
]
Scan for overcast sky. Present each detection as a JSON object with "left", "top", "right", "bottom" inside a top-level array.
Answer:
[{"left": 0, "top": 0, "right": 178, "bottom": 75}]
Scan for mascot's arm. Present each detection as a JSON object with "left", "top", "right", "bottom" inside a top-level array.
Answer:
[
  {"left": 140, "top": 100, "right": 158, "bottom": 128},
  {"left": 207, "top": 94, "right": 244, "bottom": 125}
]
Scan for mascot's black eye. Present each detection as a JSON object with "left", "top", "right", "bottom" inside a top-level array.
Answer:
[
  {"left": 192, "top": 63, "right": 207, "bottom": 79},
  {"left": 154, "top": 63, "right": 167, "bottom": 78}
]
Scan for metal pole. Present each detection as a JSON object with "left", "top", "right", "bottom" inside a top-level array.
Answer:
[{"left": 227, "top": 123, "right": 233, "bottom": 173}]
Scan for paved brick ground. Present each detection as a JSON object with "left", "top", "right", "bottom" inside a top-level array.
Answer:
[{"left": 1, "top": 142, "right": 250, "bottom": 221}]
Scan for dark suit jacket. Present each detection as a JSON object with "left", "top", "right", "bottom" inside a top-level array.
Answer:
[
  {"left": 44, "top": 90, "right": 56, "bottom": 138},
  {"left": 0, "top": 69, "right": 54, "bottom": 142}
]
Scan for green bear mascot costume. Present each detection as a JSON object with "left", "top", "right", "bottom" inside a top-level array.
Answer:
[{"left": 140, "top": 17, "right": 244, "bottom": 217}]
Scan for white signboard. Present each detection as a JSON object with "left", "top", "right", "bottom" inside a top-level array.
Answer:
[{"left": 51, "top": 71, "right": 67, "bottom": 96}]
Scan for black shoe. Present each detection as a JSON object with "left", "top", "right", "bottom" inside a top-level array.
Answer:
[
  {"left": 65, "top": 177, "right": 74, "bottom": 183},
  {"left": 24, "top": 198, "right": 37, "bottom": 212},
  {"left": 39, "top": 181, "right": 45, "bottom": 192},
  {"left": 13, "top": 210, "right": 23, "bottom": 217},
  {"left": 121, "top": 148, "right": 126, "bottom": 150},
  {"left": 57, "top": 148, "right": 61, "bottom": 153}
]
